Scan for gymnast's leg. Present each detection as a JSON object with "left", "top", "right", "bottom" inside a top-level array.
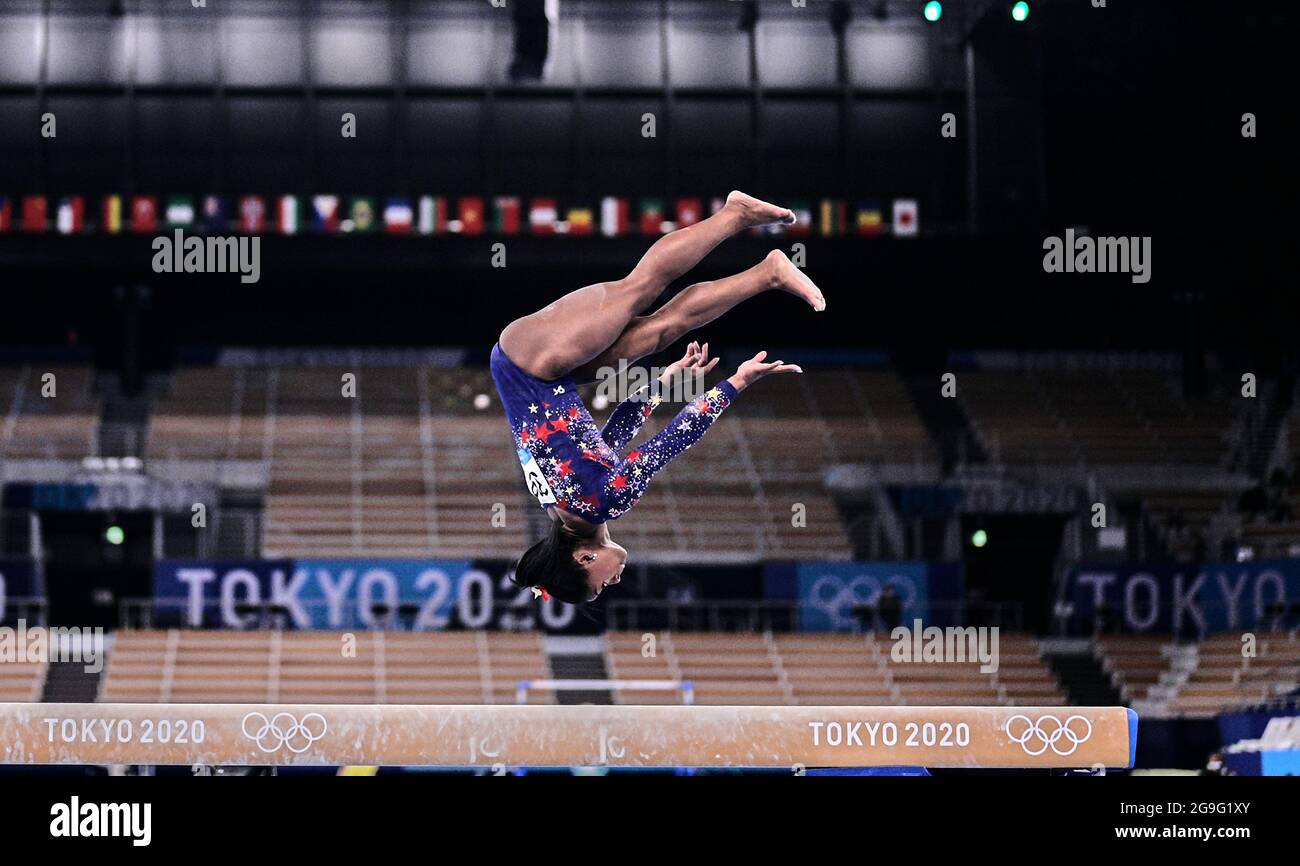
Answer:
[
  {"left": 498, "top": 191, "right": 795, "bottom": 381},
  {"left": 569, "top": 249, "right": 825, "bottom": 382}
]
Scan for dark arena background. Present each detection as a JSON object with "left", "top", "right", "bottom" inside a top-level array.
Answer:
[{"left": 0, "top": 0, "right": 1296, "bottom": 850}]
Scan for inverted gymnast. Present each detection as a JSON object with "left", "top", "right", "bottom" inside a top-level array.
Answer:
[{"left": 492, "top": 191, "right": 826, "bottom": 604}]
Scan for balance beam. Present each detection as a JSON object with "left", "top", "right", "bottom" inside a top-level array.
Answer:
[{"left": 0, "top": 703, "right": 1138, "bottom": 769}]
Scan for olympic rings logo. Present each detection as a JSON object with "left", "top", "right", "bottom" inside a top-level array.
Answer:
[
  {"left": 807, "top": 574, "right": 918, "bottom": 628},
  {"left": 240, "top": 711, "right": 328, "bottom": 754},
  {"left": 1005, "top": 714, "right": 1093, "bottom": 756}
]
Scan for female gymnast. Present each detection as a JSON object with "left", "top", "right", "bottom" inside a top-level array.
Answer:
[{"left": 491, "top": 191, "right": 826, "bottom": 604}]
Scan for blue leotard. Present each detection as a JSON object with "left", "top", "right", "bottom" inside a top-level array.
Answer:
[{"left": 490, "top": 343, "right": 738, "bottom": 523}]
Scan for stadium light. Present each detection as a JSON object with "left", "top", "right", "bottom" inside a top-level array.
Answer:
[
  {"left": 1011, "top": 2, "right": 1030, "bottom": 22},
  {"left": 971, "top": 529, "right": 988, "bottom": 548},
  {"left": 105, "top": 525, "right": 125, "bottom": 545},
  {"left": 923, "top": 2, "right": 942, "bottom": 23}
]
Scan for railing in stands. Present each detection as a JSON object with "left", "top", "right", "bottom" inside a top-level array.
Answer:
[
  {"left": 604, "top": 599, "right": 1023, "bottom": 633},
  {"left": 1225, "top": 692, "right": 1300, "bottom": 714},
  {"left": 112, "top": 597, "right": 1024, "bottom": 633},
  {"left": 0, "top": 596, "right": 48, "bottom": 627}
]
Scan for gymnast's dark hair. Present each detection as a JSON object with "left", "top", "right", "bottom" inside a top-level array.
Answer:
[{"left": 509, "top": 517, "right": 592, "bottom": 605}]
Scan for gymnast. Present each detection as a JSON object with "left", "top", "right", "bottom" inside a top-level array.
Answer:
[{"left": 492, "top": 191, "right": 826, "bottom": 604}]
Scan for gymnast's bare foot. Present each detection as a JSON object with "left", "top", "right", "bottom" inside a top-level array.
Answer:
[
  {"left": 726, "top": 190, "right": 796, "bottom": 228},
  {"left": 765, "top": 249, "right": 826, "bottom": 312}
]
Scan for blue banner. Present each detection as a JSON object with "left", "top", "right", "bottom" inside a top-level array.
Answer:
[
  {"left": 793, "top": 562, "right": 929, "bottom": 632},
  {"left": 3, "top": 480, "right": 214, "bottom": 512},
  {"left": 1071, "top": 560, "right": 1300, "bottom": 633},
  {"left": 889, "top": 483, "right": 1081, "bottom": 516},
  {"left": 1261, "top": 750, "right": 1300, "bottom": 776},
  {"left": 153, "top": 559, "right": 585, "bottom": 632}
]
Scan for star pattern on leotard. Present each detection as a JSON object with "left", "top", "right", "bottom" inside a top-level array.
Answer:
[
  {"left": 599, "top": 385, "right": 733, "bottom": 514},
  {"left": 508, "top": 379, "right": 735, "bottom": 523}
]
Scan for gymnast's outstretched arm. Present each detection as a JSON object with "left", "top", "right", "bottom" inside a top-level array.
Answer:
[
  {"left": 600, "top": 340, "right": 720, "bottom": 453},
  {"left": 602, "top": 351, "right": 802, "bottom": 514}
]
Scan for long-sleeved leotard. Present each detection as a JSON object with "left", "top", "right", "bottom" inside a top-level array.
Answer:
[
  {"left": 598, "top": 382, "right": 659, "bottom": 453},
  {"left": 490, "top": 343, "right": 738, "bottom": 523}
]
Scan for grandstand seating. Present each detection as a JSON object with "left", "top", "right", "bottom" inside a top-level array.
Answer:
[
  {"left": 1239, "top": 399, "right": 1300, "bottom": 556},
  {"left": 1096, "top": 631, "right": 1300, "bottom": 718},
  {"left": 604, "top": 630, "right": 1065, "bottom": 706},
  {"left": 604, "top": 631, "right": 786, "bottom": 704},
  {"left": 146, "top": 366, "right": 271, "bottom": 462},
  {"left": 145, "top": 364, "right": 917, "bottom": 561},
  {"left": 147, "top": 364, "right": 530, "bottom": 559},
  {"left": 957, "top": 367, "right": 1248, "bottom": 560},
  {"left": 91, "top": 629, "right": 1069, "bottom": 708},
  {"left": 959, "top": 368, "right": 1238, "bottom": 467},
  {"left": 1095, "top": 634, "right": 1178, "bottom": 704},
  {"left": 0, "top": 628, "right": 1266, "bottom": 720},
  {"left": 883, "top": 632, "right": 1066, "bottom": 706},
  {"left": 1166, "top": 632, "right": 1300, "bottom": 717},
  {"left": 99, "top": 629, "right": 548, "bottom": 704},
  {"left": 0, "top": 365, "right": 101, "bottom": 459},
  {"left": 0, "top": 659, "right": 45, "bottom": 702},
  {"left": 15, "top": 358, "right": 1268, "bottom": 561}
]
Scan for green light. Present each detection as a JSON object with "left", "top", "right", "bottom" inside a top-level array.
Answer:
[
  {"left": 923, "top": 2, "right": 942, "bottom": 22},
  {"left": 971, "top": 529, "right": 988, "bottom": 548},
  {"left": 105, "top": 525, "right": 124, "bottom": 546},
  {"left": 1011, "top": 2, "right": 1029, "bottom": 22}
]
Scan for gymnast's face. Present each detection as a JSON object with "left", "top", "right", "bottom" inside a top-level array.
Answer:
[{"left": 573, "top": 538, "right": 627, "bottom": 600}]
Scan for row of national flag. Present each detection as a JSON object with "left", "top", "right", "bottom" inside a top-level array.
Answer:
[{"left": 0, "top": 194, "right": 920, "bottom": 238}]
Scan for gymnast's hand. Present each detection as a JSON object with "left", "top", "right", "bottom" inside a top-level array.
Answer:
[
  {"left": 727, "top": 350, "right": 803, "bottom": 392},
  {"left": 658, "top": 340, "right": 720, "bottom": 389}
]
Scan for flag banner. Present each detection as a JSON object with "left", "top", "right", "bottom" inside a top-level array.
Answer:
[
  {"left": 383, "top": 198, "right": 413, "bottom": 234},
  {"left": 457, "top": 196, "right": 485, "bottom": 235},
  {"left": 675, "top": 197, "right": 703, "bottom": 228},
  {"left": 56, "top": 196, "right": 85, "bottom": 234},
  {"left": 493, "top": 196, "right": 521, "bottom": 235},
  {"left": 892, "top": 198, "right": 919, "bottom": 237},
  {"left": 0, "top": 189, "right": 890, "bottom": 240},
  {"left": 165, "top": 195, "right": 195, "bottom": 229},
  {"left": 311, "top": 195, "right": 339, "bottom": 233},
  {"left": 566, "top": 207, "right": 594, "bottom": 235},
  {"left": 529, "top": 198, "right": 558, "bottom": 235},
  {"left": 198, "top": 196, "right": 229, "bottom": 233},
  {"left": 101, "top": 195, "right": 122, "bottom": 234},
  {"left": 276, "top": 195, "right": 303, "bottom": 235},
  {"left": 130, "top": 196, "right": 158, "bottom": 233},
  {"left": 238, "top": 196, "right": 266, "bottom": 233},
  {"left": 856, "top": 201, "right": 884, "bottom": 237},
  {"left": 639, "top": 198, "right": 665, "bottom": 235},
  {"left": 417, "top": 195, "right": 446, "bottom": 235},
  {"left": 600, "top": 196, "right": 629, "bottom": 237},
  {"left": 346, "top": 197, "right": 376, "bottom": 233},
  {"left": 818, "top": 199, "right": 846, "bottom": 238},
  {"left": 21, "top": 196, "right": 48, "bottom": 233},
  {"left": 786, "top": 200, "right": 812, "bottom": 237}
]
